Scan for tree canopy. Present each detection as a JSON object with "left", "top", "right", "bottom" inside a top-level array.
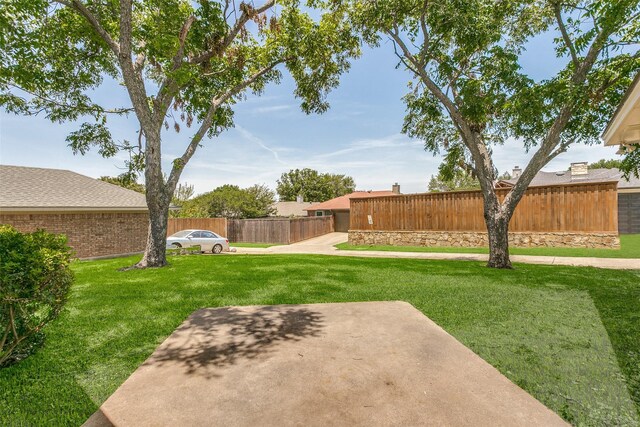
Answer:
[
  {"left": 620, "top": 147, "right": 640, "bottom": 178},
  {"left": 276, "top": 168, "right": 356, "bottom": 202},
  {"left": 1, "top": 0, "right": 361, "bottom": 267},
  {"left": 587, "top": 158, "right": 624, "bottom": 170},
  {"left": 178, "top": 184, "right": 275, "bottom": 218},
  {"left": 334, "top": 0, "right": 640, "bottom": 267}
]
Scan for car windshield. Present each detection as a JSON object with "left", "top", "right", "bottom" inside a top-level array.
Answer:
[{"left": 169, "top": 230, "right": 193, "bottom": 238}]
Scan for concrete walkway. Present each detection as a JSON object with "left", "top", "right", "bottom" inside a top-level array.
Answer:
[
  {"left": 84, "top": 302, "right": 567, "bottom": 426},
  {"left": 233, "top": 233, "right": 640, "bottom": 270}
]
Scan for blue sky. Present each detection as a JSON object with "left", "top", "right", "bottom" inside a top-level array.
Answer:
[{"left": 0, "top": 31, "right": 620, "bottom": 196}]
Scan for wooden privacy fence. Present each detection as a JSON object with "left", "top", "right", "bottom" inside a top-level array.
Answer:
[
  {"left": 167, "top": 216, "right": 334, "bottom": 244},
  {"left": 227, "top": 216, "right": 334, "bottom": 244},
  {"left": 167, "top": 218, "right": 228, "bottom": 236},
  {"left": 350, "top": 182, "right": 619, "bottom": 233}
]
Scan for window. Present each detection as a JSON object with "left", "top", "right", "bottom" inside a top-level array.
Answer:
[
  {"left": 315, "top": 211, "right": 324, "bottom": 217},
  {"left": 201, "top": 231, "right": 217, "bottom": 238},
  {"left": 189, "top": 231, "right": 203, "bottom": 238}
]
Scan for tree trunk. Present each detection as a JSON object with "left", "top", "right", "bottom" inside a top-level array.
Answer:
[
  {"left": 136, "top": 199, "right": 170, "bottom": 268},
  {"left": 486, "top": 215, "right": 512, "bottom": 269},
  {"left": 134, "top": 129, "right": 172, "bottom": 269},
  {"left": 479, "top": 179, "right": 513, "bottom": 269}
]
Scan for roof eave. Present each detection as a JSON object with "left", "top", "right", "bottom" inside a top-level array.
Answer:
[
  {"left": 0, "top": 206, "right": 149, "bottom": 213},
  {"left": 602, "top": 72, "right": 640, "bottom": 146}
]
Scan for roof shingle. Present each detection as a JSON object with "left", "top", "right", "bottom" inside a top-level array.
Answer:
[
  {"left": 305, "top": 191, "right": 397, "bottom": 211},
  {"left": 499, "top": 168, "right": 640, "bottom": 189},
  {"left": 0, "top": 165, "right": 148, "bottom": 211}
]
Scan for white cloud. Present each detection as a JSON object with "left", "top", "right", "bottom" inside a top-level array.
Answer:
[
  {"left": 235, "top": 125, "right": 287, "bottom": 165},
  {"left": 253, "top": 105, "right": 293, "bottom": 114},
  {"left": 315, "top": 133, "right": 417, "bottom": 159}
]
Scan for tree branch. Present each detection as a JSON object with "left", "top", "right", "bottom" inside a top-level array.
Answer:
[
  {"left": 117, "top": 0, "right": 153, "bottom": 129},
  {"left": 386, "top": 29, "right": 469, "bottom": 135},
  {"left": 554, "top": 3, "right": 579, "bottom": 67},
  {"left": 9, "top": 305, "right": 18, "bottom": 341},
  {"left": 173, "top": 15, "right": 196, "bottom": 71},
  {"left": 189, "top": 0, "right": 276, "bottom": 65},
  {"left": 54, "top": 0, "right": 120, "bottom": 56},
  {"left": 165, "top": 58, "right": 287, "bottom": 192},
  {"left": 154, "top": 15, "right": 197, "bottom": 120},
  {"left": 533, "top": 4, "right": 625, "bottom": 192},
  {"left": 386, "top": 24, "right": 496, "bottom": 194}
]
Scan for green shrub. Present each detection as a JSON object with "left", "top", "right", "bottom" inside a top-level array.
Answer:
[{"left": 0, "top": 225, "right": 74, "bottom": 367}]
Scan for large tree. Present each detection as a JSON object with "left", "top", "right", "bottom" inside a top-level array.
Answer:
[
  {"left": 337, "top": 0, "right": 639, "bottom": 268},
  {"left": 1, "top": 0, "right": 359, "bottom": 267},
  {"left": 179, "top": 184, "right": 275, "bottom": 218},
  {"left": 277, "top": 168, "right": 356, "bottom": 201}
]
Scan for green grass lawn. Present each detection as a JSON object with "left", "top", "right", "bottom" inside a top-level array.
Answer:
[
  {"left": 230, "top": 242, "right": 281, "bottom": 248},
  {"left": 337, "top": 233, "right": 640, "bottom": 259},
  {"left": 1, "top": 255, "right": 639, "bottom": 426}
]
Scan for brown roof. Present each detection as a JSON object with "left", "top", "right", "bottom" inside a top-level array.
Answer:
[
  {"left": 0, "top": 165, "right": 148, "bottom": 212},
  {"left": 497, "top": 168, "right": 640, "bottom": 189},
  {"left": 306, "top": 191, "right": 397, "bottom": 211}
]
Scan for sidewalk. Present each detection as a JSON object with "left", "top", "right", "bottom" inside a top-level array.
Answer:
[{"left": 232, "top": 233, "right": 640, "bottom": 270}]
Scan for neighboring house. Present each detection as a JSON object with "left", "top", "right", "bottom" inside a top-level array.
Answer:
[
  {"left": 496, "top": 163, "right": 640, "bottom": 234},
  {"left": 0, "top": 165, "right": 149, "bottom": 258},
  {"left": 305, "top": 184, "right": 401, "bottom": 232},
  {"left": 600, "top": 72, "right": 640, "bottom": 234},
  {"left": 272, "top": 196, "right": 319, "bottom": 217}
]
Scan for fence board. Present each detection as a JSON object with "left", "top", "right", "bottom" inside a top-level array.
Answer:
[{"left": 350, "top": 182, "right": 618, "bottom": 233}]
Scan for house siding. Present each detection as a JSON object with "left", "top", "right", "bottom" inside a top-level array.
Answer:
[
  {"left": 618, "top": 193, "right": 640, "bottom": 234},
  {"left": 0, "top": 211, "right": 148, "bottom": 258}
]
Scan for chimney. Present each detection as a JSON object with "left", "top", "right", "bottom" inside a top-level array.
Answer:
[
  {"left": 512, "top": 166, "right": 522, "bottom": 179},
  {"left": 392, "top": 182, "right": 401, "bottom": 194},
  {"left": 570, "top": 162, "right": 588, "bottom": 179},
  {"left": 296, "top": 194, "right": 304, "bottom": 203}
]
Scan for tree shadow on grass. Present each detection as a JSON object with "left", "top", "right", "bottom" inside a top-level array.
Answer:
[
  {"left": 584, "top": 271, "right": 640, "bottom": 417},
  {"left": 143, "top": 305, "right": 324, "bottom": 379}
]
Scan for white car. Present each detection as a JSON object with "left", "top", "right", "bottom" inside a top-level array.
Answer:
[{"left": 166, "top": 229, "right": 230, "bottom": 254}]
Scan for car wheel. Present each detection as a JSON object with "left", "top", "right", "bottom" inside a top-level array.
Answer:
[
  {"left": 212, "top": 244, "right": 223, "bottom": 254},
  {"left": 171, "top": 243, "right": 182, "bottom": 248}
]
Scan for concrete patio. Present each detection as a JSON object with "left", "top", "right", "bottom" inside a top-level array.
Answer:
[{"left": 84, "top": 302, "right": 566, "bottom": 426}]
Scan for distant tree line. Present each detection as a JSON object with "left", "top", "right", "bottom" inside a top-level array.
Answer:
[
  {"left": 277, "top": 168, "right": 355, "bottom": 202},
  {"left": 176, "top": 184, "right": 276, "bottom": 219},
  {"left": 428, "top": 168, "right": 511, "bottom": 193}
]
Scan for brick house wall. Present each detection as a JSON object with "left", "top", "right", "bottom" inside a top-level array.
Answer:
[{"left": 0, "top": 211, "right": 149, "bottom": 258}]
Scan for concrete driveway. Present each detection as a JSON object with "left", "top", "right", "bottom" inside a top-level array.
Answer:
[
  {"left": 272, "top": 232, "right": 348, "bottom": 253},
  {"left": 84, "top": 302, "right": 567, "bottom": 426},
  {"left": 232, "top": 233, "right": 640, "bottom": 270}
]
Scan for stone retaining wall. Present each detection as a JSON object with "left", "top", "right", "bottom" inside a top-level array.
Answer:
[{"left": 349, "top": 230, "right": 620, "bottom": 249}]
